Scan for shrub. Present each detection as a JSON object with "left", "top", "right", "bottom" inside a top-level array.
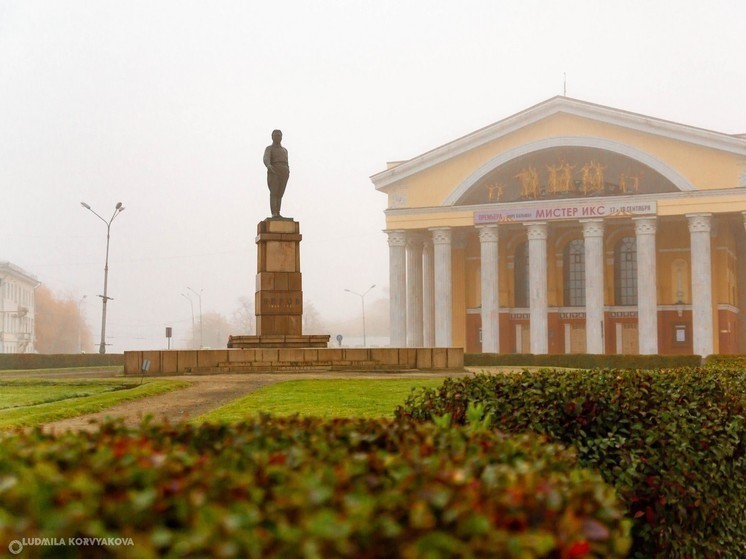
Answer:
[
  {"left": 396, "top": 368, "right": 746, "bottom": 558},
  {"left": 464, "top": 353, "right": 702, "bottom": 369},
  {"left": 0, "top": 416, "right": 630, "bottom": 558},
  {"left": 704, "top": 354, "right": 746, "bottom": 368}
]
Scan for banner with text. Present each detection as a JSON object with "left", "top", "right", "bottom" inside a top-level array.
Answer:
[{"left": 474, "top": 200, "right": 656, "bottom": 224}]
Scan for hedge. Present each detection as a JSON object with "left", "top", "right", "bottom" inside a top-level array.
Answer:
[
  {"left": 0, "top": 416, "right": 630, "bottom": 558},
  {"left": 464, "top": 353, "right": 702, "bottom": 369},
  {"left": 0, "top": 353, "right": 124, "bottom": 370},
  {"left": 704, "top": 354, "right": 746, "bottom": 368},
  {"left": 396, "top": 368, "right": 746, "bottom": 558}
]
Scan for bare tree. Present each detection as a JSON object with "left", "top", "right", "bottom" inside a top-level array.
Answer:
[
  {"left": 303, "top": 300, "right": 327, "bottom": 333},
  {"left": 231, "top": 296, "right": 255, "bottom": 335}
]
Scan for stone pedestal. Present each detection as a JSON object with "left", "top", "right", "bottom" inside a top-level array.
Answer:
[
  {"left": 229, "top": 218, "right": 330, "bottom": 349},
  {"left": 255, "top": 218, "right": 303, "bottom": 336}
]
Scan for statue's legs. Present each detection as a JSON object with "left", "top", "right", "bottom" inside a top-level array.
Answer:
[
  {"left": 268, "top": 168, "right": 289, "bottom": 218},
  {"left": 270, "top": 193, "right": 282, "bottom": 217}
]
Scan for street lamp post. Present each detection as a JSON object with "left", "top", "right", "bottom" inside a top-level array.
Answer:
[
  {"left": 344, "top": 284, "right": 376, "bottom": 347},
  {"left": 181, "top": 293, "right": 195, "bottom": 348},
  {"left": 81, "top": 201, "right": 125, "bottom": 354},
  {"left": 187, "top": 287, "right": 203, "bottom": 348}
]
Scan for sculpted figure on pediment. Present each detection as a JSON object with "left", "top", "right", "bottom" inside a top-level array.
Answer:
[{"left": 516, "top": 166, "right": 540, "bottom": 200}]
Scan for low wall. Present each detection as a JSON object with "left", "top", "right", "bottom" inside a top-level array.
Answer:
[
  {"left": 0, "top": 353, "right": 124, "bottom": 370},
  {"left": 124, "top": 347, "right": 464, "bottom": 375}
]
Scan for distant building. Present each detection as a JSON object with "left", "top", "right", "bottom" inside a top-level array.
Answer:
[
  {"left": 0, "top": 262, "right": 40, "bottom": 353},
  {"left": 372, "top": 97, "right": 746, "bottom": 356}
]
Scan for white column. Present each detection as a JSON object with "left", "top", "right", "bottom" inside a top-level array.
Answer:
[
  {"left": 386, "top": 230, "right": 407, "bottom": 347},
  {"left": 634, "top": 217, "right": 658, "bottom": 354},
  {"left": 688, "top": 214, "right": 713, "bottom": 357},
  {"left": 739, "top": 213, "right": 746, "bottom": 352},
  {"left": 431, "top": 227, "right": 452, "bottom": 347},
  {"left": 422, "top": 239, "right": 435, "bottom": 347},
  {"left": 582, "top": 219, "right": 605, "bottom": 354},
  {"left": 478, "top": 224, "right": 500, "bottom": 353},
  {"left": 406, "top": 233, "right": 424, "bottom": 347},
  {"left": 526, "top": 222, "right": 548, "bottom": 354}
]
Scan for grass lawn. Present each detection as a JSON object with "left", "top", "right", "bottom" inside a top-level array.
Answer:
[
  {"left": 0, "top": 378, "right": 189, "bottom": 429},
  {"left": 196, "top": 378, "right": 446, "bottom": 423}
]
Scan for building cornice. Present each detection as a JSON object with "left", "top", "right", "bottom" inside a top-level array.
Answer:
[
  {"left": 0, "top": 262, "right": 39, "bottom": 286},
  {"left": 385, "top": 187, "right": 746, "bottom": 219}
]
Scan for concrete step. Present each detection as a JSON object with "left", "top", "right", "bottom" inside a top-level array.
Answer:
[{"left": 183, "top": 360, "right": 412, "bottom": 375}]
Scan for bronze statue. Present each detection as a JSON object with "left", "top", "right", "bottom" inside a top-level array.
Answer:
[{"left": 263, "top": 129, "right": 290, "bottom": 218}]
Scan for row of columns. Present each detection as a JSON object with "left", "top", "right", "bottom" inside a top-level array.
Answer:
[
  {"left": 388, "top": 228, "right": 453, "bottom": 348},
  {"left": 387, "top": 213, "right": 714, "bottom": 355}
]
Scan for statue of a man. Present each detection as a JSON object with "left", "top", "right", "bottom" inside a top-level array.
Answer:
[{"left": 263, "top": 129, "right": 290, "bottom": 218}]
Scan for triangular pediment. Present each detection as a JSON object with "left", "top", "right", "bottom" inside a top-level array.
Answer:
[{"left": 371, "top": 97, "right": 746, "bottom": 196}]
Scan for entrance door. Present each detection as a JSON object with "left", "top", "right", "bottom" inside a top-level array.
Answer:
[
  {"left": 621, "top": 323, "right": 639, "bottom": 354},
  {"left": 570, "top": 324, "right": 587, "bottom": 354},
  {"left": 515, "top": 324, "right": 531, "bottom": 353}
]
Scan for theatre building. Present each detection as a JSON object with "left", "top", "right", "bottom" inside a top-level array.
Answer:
[{"left": 371, "top": 97, "right": 746, "bottom": 356}]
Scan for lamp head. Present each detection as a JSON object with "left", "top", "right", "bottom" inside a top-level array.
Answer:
[{"left": 80, "top": 202, "right": 91, "bottom": 210}]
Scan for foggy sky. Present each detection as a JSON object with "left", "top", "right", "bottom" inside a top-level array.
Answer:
[{"left": 1, "top": 0, "right": 744, "bottom": 352}]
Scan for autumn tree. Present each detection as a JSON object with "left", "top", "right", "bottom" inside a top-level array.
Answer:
[{"left": 35, "top": 286, "right": 93, "bottom": 353}]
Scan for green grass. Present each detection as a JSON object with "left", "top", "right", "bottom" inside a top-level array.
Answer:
[
  {"left": 195, "top": 378, "right": 446, "bottom": 423},
  {"left": 0, "top": 379, "right": 190, "bottom": 429},
  {"left": 0, "top": 379, "right": 132, "bottom": 409}
]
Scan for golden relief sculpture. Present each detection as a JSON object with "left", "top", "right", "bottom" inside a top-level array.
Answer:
[
  {"left": 547, "top": 160, "right": 575, "bottom": 194},
  {"left": 559, "top": 161, "right": 575, "bottom": 193},
  {"left": 516, "top": 166, "right": 540, "bottom": 199},
  {"left": 546, "top": 163, "right": 560, "bottom": 194},
  {"left": 487, "top": 183, "right": 504, "bottom": 202},
  {"left": 484, "top": 159, "right": 643, "bottom": 202},
  {"left": 580, "top": 161, "right": 605, "bottom": 195},
  {"left": 619, "top": 172, "right": 640, "bottom": 194}
]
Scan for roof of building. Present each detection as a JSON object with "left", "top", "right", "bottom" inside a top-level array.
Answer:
[{"left": 0, "top": 262, "right": 40, "bottom": 285}]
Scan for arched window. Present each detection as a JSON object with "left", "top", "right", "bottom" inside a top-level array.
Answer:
[
  {"left": 514, "top": 242, "right": 529, "bottom": 307},
  {"left": 614, "top": 237, "right": 637, "bottom": 306},
  {"left": 564, "top": 239, "right": 585, "bottom": 306}
]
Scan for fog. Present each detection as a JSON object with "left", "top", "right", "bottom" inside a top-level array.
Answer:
[{"left": 1, "top": 1, "right": 744, "bottom": 352}]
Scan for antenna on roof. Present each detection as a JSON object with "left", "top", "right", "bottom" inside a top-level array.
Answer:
[{"left": 563, "top": 72, "right": 567, "bottom": 96}]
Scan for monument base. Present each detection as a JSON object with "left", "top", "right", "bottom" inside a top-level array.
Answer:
[
  {"left": 228, "top": 334, "right": 330, "bottom": 349},
  {"left": 123, "top": 347, "right": 464, "bottom": 375}
]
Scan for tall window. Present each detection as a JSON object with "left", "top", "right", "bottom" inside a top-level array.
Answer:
[
  {"left": 564, "top": 239, "right": 585, "bottom": 306},
  {"left": 514, "top": 242, "right": 529, "bottom": 307},
  {"left": 615, "top": 237, "right": 637, "bottom": 306}
]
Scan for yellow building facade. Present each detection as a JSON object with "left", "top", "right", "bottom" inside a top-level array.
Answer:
[{"left": 371, "top": 97, "right": 746, "bottom": 356}]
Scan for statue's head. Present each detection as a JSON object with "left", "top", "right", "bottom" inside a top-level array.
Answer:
[{"left": 272, "top": 129, "right": 283, "bottom": 142}]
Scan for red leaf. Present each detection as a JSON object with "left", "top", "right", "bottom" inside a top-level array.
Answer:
[{"left": 568, "top": 540, "right": 591, "bottom": 557}]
